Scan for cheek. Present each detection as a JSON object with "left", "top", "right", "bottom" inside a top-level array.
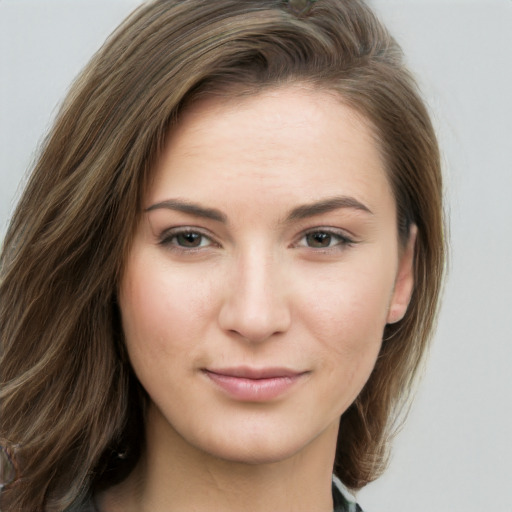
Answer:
[
  {"left": 118, "top": 250, "right": 215, "bottom": 373},
  {"left": 301, "top": 261, "right": 394, "bottom": 345},
  {"left": 297, "top": 259, "right": 396, "bottom": 395}
]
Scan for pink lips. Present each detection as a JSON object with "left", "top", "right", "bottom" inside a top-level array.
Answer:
[{"left": 203, "top": 367, "right": 307, "bottom": 402}]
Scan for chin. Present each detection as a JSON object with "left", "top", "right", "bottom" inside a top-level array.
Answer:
[
  {"left": 181, "top": 417, "right": 337, "bottom": 467},
  {"left": 202, "top": 439, "right": 307, "bottom": 466}
]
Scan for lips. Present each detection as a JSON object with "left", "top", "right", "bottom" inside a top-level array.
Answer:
[{"left": 202, "top": 367, "right": 308, "bottom": 402}]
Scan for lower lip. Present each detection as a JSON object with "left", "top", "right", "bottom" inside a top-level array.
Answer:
[{"left": 203, "top": 371, "right": 305, "bottom": 402}]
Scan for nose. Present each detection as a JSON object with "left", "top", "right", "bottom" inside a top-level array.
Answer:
[{"left": 217, "top": 247, "right": 291, "bottom": 343}]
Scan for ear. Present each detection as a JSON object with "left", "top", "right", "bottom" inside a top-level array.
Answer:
[{"left": 387, "top": 224, "right": 417, "bottom": 324}]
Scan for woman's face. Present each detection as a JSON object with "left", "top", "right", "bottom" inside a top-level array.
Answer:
[{"left": 119, "top": 86, "right": 415, "bottom": 465}]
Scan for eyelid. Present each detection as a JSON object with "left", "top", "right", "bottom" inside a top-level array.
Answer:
[
  {"left": 156, "top": 225, "right": 357, "bottom": 252},
  {"left": 293, "top": 227, "right": 357, "bottom": 249},
  {"left": 158, "top": 226, "right": 220, "bottom": 250}
]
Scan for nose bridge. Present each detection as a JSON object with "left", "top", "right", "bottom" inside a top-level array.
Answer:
[{"left": 218, "top": 241, "right": 291, "bottom": 343}]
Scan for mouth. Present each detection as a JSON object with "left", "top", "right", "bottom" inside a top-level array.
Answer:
[{"left": 202, "top": 367, "right": 309, "bottom": 402}]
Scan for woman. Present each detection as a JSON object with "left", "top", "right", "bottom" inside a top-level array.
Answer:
[{"left": 0, "top": 0, "right": 445, "bottom": 511}]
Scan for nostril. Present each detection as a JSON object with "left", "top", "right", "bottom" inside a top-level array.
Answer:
[{"left": 218, "top": 296, "right": 291, "bottom": 343}]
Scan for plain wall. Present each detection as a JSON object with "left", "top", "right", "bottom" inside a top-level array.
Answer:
[{"left": 1, "top": 1, "right": 511, "bottom": 510}]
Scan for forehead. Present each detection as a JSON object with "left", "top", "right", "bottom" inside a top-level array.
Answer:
[
  {"left": 148, "top": 85, "right": 393, "bottom": 219},
  {"left": 169, "top": 85, "right": 380, "bottom": 163}
]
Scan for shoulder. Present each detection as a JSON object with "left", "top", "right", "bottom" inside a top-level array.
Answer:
[{"left": 332, "top": 475, "right": 364, "bottom": 512}]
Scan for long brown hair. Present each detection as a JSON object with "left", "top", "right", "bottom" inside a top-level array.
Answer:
[{"left": 0, "top": 0, "right": 445, "bottom": 510}]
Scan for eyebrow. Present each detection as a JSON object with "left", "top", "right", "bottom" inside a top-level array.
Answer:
[
  {"left": 285, "top": 196, "right": 373, "bottom": 222},
  {"left": 145, "top": 199, "right": 227, "bottom": 222},
  {"left": 145, "top": 195, "right": 372, "bottom": 224}
]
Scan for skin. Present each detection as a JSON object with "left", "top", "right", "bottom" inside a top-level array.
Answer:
[{"left": 102, "top": 85, "right": 416, "bottom": 512}]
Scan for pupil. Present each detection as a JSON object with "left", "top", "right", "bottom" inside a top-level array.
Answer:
[
  {"left": 307, "top": 232, "right": 331, "bottom": 248},
  {"left": 178, "top": 233, "right": 201, "bottom": 247}
]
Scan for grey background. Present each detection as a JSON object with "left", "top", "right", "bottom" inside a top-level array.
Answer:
[{"left": 1, "top": 1, "right": 511, "bottom": 510}]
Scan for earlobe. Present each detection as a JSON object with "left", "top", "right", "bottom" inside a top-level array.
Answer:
[{"left": 387, "top": 224, "right": 417, "bottom": 324}]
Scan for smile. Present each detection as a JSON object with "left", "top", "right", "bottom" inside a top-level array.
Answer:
[{"left": 202, "top": 367, "right": 309, "bottom": 402}]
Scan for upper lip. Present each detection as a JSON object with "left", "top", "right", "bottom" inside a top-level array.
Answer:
[{"left": 204, "top": 367, "right": 306, "bottom": 379}]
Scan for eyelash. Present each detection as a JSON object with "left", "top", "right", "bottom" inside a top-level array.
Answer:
[
  {"left": 158, "top": 227, "right": 356, "bottom": 253},
  {"left": 158, "top": 228, "right": 218, "bottom": 252},
  {"left": 294, "top": 228, "right": 355, "bottom": 251}
]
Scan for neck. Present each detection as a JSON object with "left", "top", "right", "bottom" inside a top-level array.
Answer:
[{"left": 99, "top": 405, "right": 339, "bottom": 512}]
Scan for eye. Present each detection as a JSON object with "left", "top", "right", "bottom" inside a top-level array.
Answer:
[
  {"left": 174, "top": 232, "right": 208, "bottom": 248},
  {"left": 159, "top": 228, "right": 215, "bottom": 250},
  {"left": 296, "top": 229, "right": 354, "bottom": 249}
]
